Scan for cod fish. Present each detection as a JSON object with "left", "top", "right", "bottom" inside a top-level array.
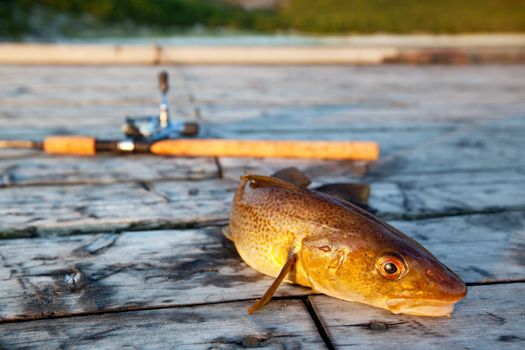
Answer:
[{"left": 224, "top": 174, "right": 467, "bottom": 317}]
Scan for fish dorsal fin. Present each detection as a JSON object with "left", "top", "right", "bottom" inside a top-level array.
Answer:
[
  {"left": 313, "top": 183, "right": 371, "bottom": 208},
  {"left": 242, "top": 174, "right": 303, "bottom": 192},
  {"left": 222, "top": 226, "right": 234, "bottom": 241},
  {"left": 270, "top": 167, "right": 312, "bottom": 188}
]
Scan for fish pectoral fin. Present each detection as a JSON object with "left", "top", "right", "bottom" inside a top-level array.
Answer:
[
  {"left": 222, "top": 226, "right": 234, "bottom": 241},
  {"left": 247, "top": 252, "right": 298, "bottom": 315},
  {"left": 271, "top": 167, "right": 312, "bottom": 188}
]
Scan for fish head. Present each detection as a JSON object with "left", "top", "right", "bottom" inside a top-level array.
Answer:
[{"left": 300, "top": 228, "right": 467, "bottom": 317}]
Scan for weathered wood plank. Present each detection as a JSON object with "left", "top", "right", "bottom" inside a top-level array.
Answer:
[
  {"left": 1, "top": 167, "right": 524, "bottom": 236},
  {"left": 0, "top": 63, "right": 522, "bottom": 349},
  {"left": 0, "top": 65, "right": 190, "bottom": 97},
  {"left": 0, "top": 65, "right": 196, "bottom": 132},
  {"left": 0, "top": 65, "right": 187, "bottom": 100},
  {"left": 220, "top": 160, "right": 525, "bottom": 220},
  {"left": 1, "top": 114, "right": 521, "bottom": 188},
  {"left": 2, "top": 115, "right": 522, "bottom": 189},
  {"left": 214, "top": 115, "right": 525, "bottom": 219},
  {"left": 215, "top": 114, "right": 525, "bottom": 177},
  {"left": 185, "top": 65, "right": 525, "bottom": 189},
  {"left": 0, "top": 227, "right": 307, "bottom": 321},
  {"left": 0, "top": 299, "right": 326, "bottom": 349},
  {"left": 0, "top": 103, "right": 195, "bottom": 133},
  {"left": 203, "top": 121, "right": 457, "bottom": 155},
  {"left": 0, "top": 211, "right": 523, "bottom": 321},
  {"left": 0, "top": 179, "right": 234, "bottom": 237},
  {"left": 0, "top": 66, "right": 208, "bottom": 187},
  {"left": 180, "top": 65, "right": 525, "bottom": 115},
  {"left": 389, "top": 212, "right": 525, "bottom": 282},
  {"left": 309, "top": 283, "right": 525, "bottom": 350},
  {"left": 381, "top": 170, "right": 525, "bottom": 219},
  {"left": 0, "top": 155, "right": 218, "bottom": 186},
  {"left": 2, "top": 66, "right": 522, "bottom": 189},
  {"left": 2, "top": 65, "right": 524, "bottom": 133}
]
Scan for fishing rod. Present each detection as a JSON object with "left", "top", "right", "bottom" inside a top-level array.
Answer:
[
  {"left": 0, "top": 136, "right": 379, "bottom": 160},
  {"left": 0, "top": 72, "right": 379, "bottom": 161}
]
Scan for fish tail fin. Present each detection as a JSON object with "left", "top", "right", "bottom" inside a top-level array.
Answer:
[{"left": 247, "top": 252, "right": 298, "bottom": 314}]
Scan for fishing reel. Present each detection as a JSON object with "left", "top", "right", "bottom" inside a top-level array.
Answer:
[{"left": 122, "top": 71, "right": 199, "bottom": 142}]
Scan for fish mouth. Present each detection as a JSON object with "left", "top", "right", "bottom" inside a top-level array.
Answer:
[{"left": 386, "top": 298, "right": 461, "bottom": 317}]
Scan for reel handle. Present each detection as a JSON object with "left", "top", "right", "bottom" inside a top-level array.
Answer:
[{"left": 159, "top": 71, "right": 169, "bottom": 94}]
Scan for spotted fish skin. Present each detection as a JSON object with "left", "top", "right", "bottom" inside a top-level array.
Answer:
[
  {"left": 229, "top": 175, "right": 308, "bottom": 284},
  {"left": 228, "top": 174, "right": 467, "bottom": 317},
  {"left": 229, "top": 174, "right": 389, "bottom": 290}
]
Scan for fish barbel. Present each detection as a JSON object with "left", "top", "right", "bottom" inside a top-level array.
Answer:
[{"left": 226, "top": 174, "right": 467, "bottom": 317}]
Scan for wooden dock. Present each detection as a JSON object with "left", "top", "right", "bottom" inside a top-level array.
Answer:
[{"left": 0, "top": 65, "right": 524, "bottom": 349}]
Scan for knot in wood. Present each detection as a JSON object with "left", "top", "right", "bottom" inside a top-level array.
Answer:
[
  {"left": 369, "top": 321, "right": 388, "bottom": 331},
  {"left": 242, "top": 335, "right": 264, "bottom": 347},
  {"left": 63, "top": 270, "right": 83, "bottom": 289}
]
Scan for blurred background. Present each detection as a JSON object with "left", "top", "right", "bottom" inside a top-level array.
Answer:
[{"left": 1, "top": 0, "right": 524, "bottom": 41}]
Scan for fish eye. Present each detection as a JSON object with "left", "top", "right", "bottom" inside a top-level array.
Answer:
[
  {"left": 384, "top": 262, "right": 397, "bottom": 274},
  {"left": 376, "top": 254, "right": 407, "bottom": 280}
]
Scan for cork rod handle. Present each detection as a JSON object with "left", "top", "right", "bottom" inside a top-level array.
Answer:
[
  {"left": 151, "top": 139, "right": 379, "bottom": 161},
  {"left": 43, "top": 136, "right": 96, "bottom": 156}
]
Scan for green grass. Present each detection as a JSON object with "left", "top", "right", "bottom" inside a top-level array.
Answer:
[
  {"left": 279, "top": 0, "right": 525, "bottom": 34},
  {"left": 2, "top": 0, "right": 525, "bottom": 39}
]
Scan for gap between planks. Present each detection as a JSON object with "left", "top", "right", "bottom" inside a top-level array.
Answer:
[
  {"left": 0, "top": 283, "right": 523, "bottom": 350},
  {"left": 303, "top": 296, "right": 337, "bottom": 350},
  {"left": 0, "top": 295, "right": 336, "bottom": 350},
  {"left": 0, "top": 299, "right": 327, "bottom": 349}
]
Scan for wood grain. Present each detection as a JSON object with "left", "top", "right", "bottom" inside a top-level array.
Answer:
[
  {"left": 0, "top": 179, "right": 234, "bottom": 237},
  {"left": 309, "top": 283, "right": 525, "bottom": 349},
  {"left": 2, "top": 65, "right": 524, "bottom": 132},
  {"left": 215, "top": 116, "right": 525, "bottom": 179},
  {"left": 1, "top": 168, "right": 524, "bottom": 236},
  {"left": 180, "top": 65, "right": 525, "bottom": 114},
  {"left": 0, "top": 228, "right": 307, "bottom": 321},
  {"left": 0, "top": 155, "right": 219, "bottom": 186},
  {"left": 0, "top": 299, "right": 326, "bottom": 349},
  {"left": 0, "top": 65, "right": 195, "bottom": 132}
]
